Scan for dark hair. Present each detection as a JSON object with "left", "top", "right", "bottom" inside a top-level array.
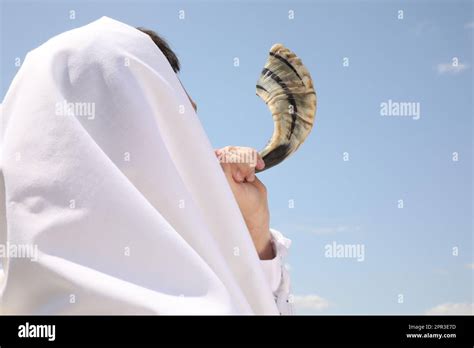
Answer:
[{"left": 137, "top": 27, "right": 180, "bottom": 73}]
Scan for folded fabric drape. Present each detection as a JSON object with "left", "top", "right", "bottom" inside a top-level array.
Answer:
[{"left": 0, "top": 16, "right": 279, "bottom": 314}]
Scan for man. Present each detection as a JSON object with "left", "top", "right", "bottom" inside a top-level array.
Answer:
[
  {"left": 0, "top": 17, "right": 292, "bottom": 315},
  {"left": 137, "top": 28, "right": 279, "bottom": 261},
  {"left": 138, "top": 27, "right": 292, "bottom": 313}
]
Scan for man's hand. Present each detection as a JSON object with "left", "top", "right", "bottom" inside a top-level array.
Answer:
[{"left": 215, "top": 146, "right": 275, "bottom": 260}]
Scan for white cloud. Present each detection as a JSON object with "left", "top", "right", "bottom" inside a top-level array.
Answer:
[
  {"left": 464, "top": 21, "right": 474, "bottom": 29},
  {"left": 436, "top": 62, "right": 470, "bottom": 75},
  {"left": 292, "top": 294, "right": 330, "bottom": 312},
  {"left": 426, "top": 302, "right": 473, "bottom": 315}
]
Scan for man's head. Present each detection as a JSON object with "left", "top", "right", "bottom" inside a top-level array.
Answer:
[{"left": 137, "top": 27, "right": 197, "bottom": 111}]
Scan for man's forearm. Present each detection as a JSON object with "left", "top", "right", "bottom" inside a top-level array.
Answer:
[{"left": 250, "top": 226, "right": 275, "bottom": 260}]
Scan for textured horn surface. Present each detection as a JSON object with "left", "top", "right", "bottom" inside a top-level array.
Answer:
[{"left": 256, "top": 43, "right": 317, "bottom": 172}]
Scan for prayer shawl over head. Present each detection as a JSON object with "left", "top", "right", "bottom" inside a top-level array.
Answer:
[{"left": 0, "top": 17, "right": 279, "bottom": 314}]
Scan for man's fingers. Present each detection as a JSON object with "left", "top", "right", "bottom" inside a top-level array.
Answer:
[
  {"left": 246, "top": 171, "right": 256, "bottom": 183},
  {"left": 218, "top": 146, "right": 259, "bottom": 167},
  {"left": 233, "top": 169, "right": 244, "bottom": 183},
  {"left": 220, "top": 162, "right": 247, "bottom": 184},
  {"left": 216, "top": 146, "right": 262, "bottom": 183},
  {"left": 232, "top": 164, "right": 254, "bottom": 183},
  {"left": 256, "top": 153, "right": 265, "bottom": 171}
]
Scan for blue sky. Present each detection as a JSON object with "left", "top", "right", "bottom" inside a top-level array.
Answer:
[{"left": 1, "top": 0, "right": 472, "bottom": 314}]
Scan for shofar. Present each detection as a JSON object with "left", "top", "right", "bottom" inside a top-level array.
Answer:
[{"left": 256, "top": 44, "right": 317, "bottom": 172}]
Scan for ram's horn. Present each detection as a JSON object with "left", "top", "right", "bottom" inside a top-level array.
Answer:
[{"left": 256, "top": 43, "right": 317, "bottom": 172}]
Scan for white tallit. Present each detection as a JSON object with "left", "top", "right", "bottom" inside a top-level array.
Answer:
[{"left": 0, "top": 16, "right": 279, "bottom": 314}]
